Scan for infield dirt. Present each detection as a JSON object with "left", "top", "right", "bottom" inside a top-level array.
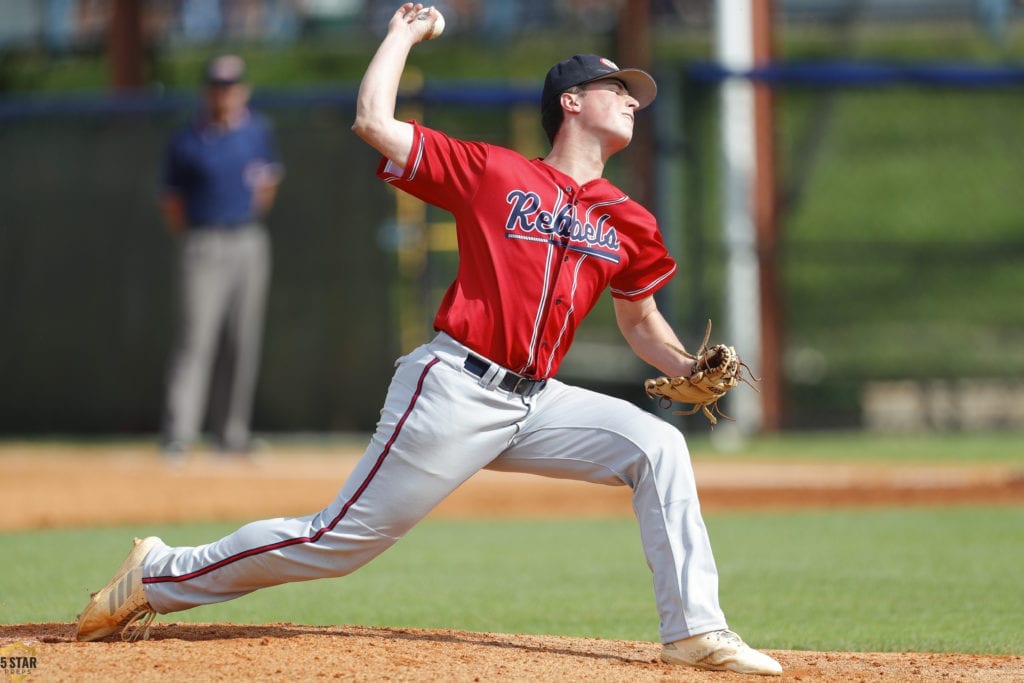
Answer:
[{"left": 3, "top": 442, "right": 1023, "bottom": 681}]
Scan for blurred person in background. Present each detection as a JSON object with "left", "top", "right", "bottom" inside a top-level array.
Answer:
[{"left": 159, "top": 54, "right": 283, "bottom": 459}]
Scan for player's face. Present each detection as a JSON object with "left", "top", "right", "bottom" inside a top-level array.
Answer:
[
  {"left": 205, "top": 83, "right": 250, "bottom": 124},
  {"left": 577, "top": 78, "right": 638, "bottom": 150}
]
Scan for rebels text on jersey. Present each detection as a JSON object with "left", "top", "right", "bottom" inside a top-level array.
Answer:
[{"left": 378, "top": 122, "right": 676, "bottom": 380}]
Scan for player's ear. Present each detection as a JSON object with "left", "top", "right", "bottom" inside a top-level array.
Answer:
[{"left": 560, "top": 90, "right": 583, "bottom": 113}]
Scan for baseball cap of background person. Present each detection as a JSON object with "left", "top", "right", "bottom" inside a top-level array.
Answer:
[
  {"left": 541, "top": 54, "right": 657, "bottom": 115},
  {"left": 204, "top": 54, "right": 247, "bottom": 86}
]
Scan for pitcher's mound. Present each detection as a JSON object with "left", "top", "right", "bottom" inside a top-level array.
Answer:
[{"left": 3, "top": 622, "right": 1022, "bottom": 682}]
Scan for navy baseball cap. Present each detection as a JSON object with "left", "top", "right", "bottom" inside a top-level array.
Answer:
[
  {"left": 204, "top": 55, "right": 246, "bottom": 86},
  {"left": 541, "top": 54, "right": 657, "bottom": 114}
]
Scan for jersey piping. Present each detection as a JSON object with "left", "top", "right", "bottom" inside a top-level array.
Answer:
[
  {"left": 520, "top": 181, "right": 567, "bottom": 374},
  {"left": 543, "top": 254, "right": 588, "bottom": 377},
  {"left": 611, "top": 263, "right": 677, "bottom": 298}
]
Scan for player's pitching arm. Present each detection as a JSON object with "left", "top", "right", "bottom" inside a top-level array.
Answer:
[
  {"left": 352, "top": 3, "right": 441, "bottom": 164},
  {"left": 614, "top": 296, "right": 697, "bottom": 378}
]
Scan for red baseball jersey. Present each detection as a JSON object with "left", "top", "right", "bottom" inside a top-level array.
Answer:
[{"left": 378, "top": 122, "right": 676, "bottom": 379}]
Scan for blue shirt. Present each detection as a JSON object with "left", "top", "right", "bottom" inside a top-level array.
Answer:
[{"left": 162, "top": 111, "right": 281, "bottom": 228}]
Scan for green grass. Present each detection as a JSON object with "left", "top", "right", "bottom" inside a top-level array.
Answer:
[
  {"left": 3, "top": 508, "right": 1021, "bottom": 655},
  {"left": 10, "top": 429, "right": 1020, "bottom": 464},
  {"left": 689, "top": 430, "right": 1024, "bottom": 464},
  {"left": 709, "top": 507, "right": 1024, "bottom": 654}
]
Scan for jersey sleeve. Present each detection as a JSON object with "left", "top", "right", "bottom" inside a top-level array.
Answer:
[
  {"left": 376, "top": 122, "right": 488, "bottom": 213},
  {"left": 609, "top": 212, "right": 678, "bottom": 301}
]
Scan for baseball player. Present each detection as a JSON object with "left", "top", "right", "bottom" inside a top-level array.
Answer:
[{"left": 76, "top": 4, "right": 781, "bottom": 676}]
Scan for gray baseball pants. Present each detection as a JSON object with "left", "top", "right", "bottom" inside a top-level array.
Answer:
[
  {"left": 162, "top": 225, "right": 270, "bottom": 452},
  {"left": 143, "top": 332, "right": 729, "bottom": 643}
]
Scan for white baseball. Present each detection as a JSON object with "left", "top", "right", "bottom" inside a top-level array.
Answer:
[{"left": 417, "top": 7, "right": 445, "bottom": 40}]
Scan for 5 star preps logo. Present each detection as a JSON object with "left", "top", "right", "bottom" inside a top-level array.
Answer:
[{"left": 0, "top": 642, "right": 38, "bottom": 682}]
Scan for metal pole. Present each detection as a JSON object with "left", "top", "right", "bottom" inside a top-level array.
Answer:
[{"left": 715, "top": 0, "right": 763, "bottom": 435}]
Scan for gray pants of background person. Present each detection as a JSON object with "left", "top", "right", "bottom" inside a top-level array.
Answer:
[{"left": 162, "top": 225, "right": 270, "bottom": 453}]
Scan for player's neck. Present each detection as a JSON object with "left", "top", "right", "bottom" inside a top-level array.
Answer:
[
  {"left": 542, "top": 140, "right": 607, "bottom": 186},
  {"left": 206, "top": 107, "right": 249, "bottom": 131}
]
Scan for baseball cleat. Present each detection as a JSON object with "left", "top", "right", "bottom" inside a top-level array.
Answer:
[
  {"left": 661, "top": 629, "right": 782, "bottom": 676},
  {"left": 76, "top": 536, "right": 162, "bottom": 642}
]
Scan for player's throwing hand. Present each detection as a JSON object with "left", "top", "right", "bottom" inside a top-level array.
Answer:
[{"left": 391, "top": 3, "right": 443, "bottom": 43}]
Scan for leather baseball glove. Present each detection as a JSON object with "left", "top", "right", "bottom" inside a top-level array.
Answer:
[{"left": 644, "top": 320, "right": 759, "bottom": 426}]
